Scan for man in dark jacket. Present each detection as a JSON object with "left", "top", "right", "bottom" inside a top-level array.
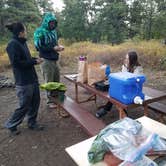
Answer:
[{"left": 5, "top": 22, "right": 44, "bottom": 135}]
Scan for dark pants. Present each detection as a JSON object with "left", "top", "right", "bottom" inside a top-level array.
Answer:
[
  {"left": 104, "top": 102, "right": 113, "bottom": 111},
  {"left": 5, "top": 83, "right": 40, "bottom": 129},
  {"left": 105, "top": 102, "right": 128, "bottom": 116}
]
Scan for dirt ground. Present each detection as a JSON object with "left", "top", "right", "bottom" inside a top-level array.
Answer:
[{"left": 0, "top": 66, "right": 166, "bottom": 166}]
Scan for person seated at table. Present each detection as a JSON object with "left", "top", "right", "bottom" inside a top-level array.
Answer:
[{"left": 95, "top": 51, "right": 143, "bottom": 118}]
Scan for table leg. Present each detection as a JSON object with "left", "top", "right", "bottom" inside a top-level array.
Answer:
[
  {"left": 74, "top": 83, "right": 96, "bottom": 104},
  {"left": 75, "top": 83, "right": 78, "bottom": 103},
  {"left": 94, "top": 94, "right": 97, "bottom": 104},
  {"left": 116, "top": 105, "right": 126, "bottom": 119},
  {"left": 144, "top": 104, "right": 148, "bottom": 116}
]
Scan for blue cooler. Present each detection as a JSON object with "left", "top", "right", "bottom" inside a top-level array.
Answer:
[{"left": 109, "top": 72, "right": 146, "bottom": 104}]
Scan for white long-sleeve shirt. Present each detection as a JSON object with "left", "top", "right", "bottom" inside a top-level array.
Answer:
[{"left": 121, "top": 65, "right": 143, "bottom": 75}]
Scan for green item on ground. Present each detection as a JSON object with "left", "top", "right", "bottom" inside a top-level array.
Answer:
[{"left": 40, "top": 82, "right": 67, "bottom": 91}]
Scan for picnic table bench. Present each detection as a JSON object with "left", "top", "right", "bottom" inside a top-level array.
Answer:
[
  {"left": 148, "top": 102, "right": 166, "bottom": 122},
  {"left": 142, "top": 87, "right": 166, "bottom": 122},
  {"left": 55, "top": 96, "right": 106, "bottom": 136}
]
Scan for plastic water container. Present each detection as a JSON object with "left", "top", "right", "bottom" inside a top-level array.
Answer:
[
  {"left": 109, "top": 72, "right": 146, "bottom": 104},
  {"left": 105, "top": 65, "right": 111, "bottom": 78}
]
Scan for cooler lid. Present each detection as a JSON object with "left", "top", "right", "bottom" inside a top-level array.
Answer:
[{"left": 109, "top": 72, "right": 146, "bottom": 81}]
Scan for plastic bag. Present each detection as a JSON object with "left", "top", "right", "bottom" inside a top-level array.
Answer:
[
  {"left": 88, "top": 118, "right": 142, "bottom": 164},
  {"left": 103, "top": 118, "right": 166, "bottom": 163},
  {"left": 88, "top": 117, "right": 166, "bottom": 165}
]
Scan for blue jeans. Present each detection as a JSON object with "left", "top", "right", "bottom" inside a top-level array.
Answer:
[{"left": 5, "top": 83, "right": 40, "bottom": 129}]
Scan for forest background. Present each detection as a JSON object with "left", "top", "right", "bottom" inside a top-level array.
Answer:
[{"left": 0, "top": 0, "right": 166, "bottom": 71}]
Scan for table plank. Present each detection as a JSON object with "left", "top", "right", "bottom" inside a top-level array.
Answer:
[{"left": 137, "top": 116, "right": 166, "bottom": 138}]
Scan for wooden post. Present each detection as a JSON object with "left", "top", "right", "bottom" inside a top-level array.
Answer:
[
  {"left": 116, "top": 105, "right": 126, "bottom": 119},
  {"left": 75, "top": 83, "right": 78, "bottom": 103}
]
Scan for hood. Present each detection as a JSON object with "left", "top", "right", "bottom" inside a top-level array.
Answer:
[{"left": 41, "top": 12, "right": 57, "bottom": 30}]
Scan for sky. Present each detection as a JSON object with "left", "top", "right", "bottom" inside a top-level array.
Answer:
[{"left": 51, "top": 0, "right": 65, "bottom": 11}]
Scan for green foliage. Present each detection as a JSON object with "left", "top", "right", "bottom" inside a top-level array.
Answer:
[
  {"left": 0, "top": 0, "right": 166, "bottom": 44},
  {"left": 60, "top": 0, "right": 89, "bottom": 42},
  {"left": 59, "top": 0, "right": 166, "bottom": 43},
  {"left": 0, "top": 0, "right": 54, "bottom": 40}
]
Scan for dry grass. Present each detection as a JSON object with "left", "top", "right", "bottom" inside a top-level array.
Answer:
[
  {"left": 0, "top": 43, "right": 38, "bottom": 72},
  {"left": 59, "top": 40, "right": 166, "bottom": 71},
  {"left": 1, "top": 40, "right": 166, "bottom": 72},
  {"left": 0, "top": 45, "right": 9, "bottom": 72}
]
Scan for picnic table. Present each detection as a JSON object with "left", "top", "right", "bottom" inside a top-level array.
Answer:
[
  {"left": 64, "top": 74, "right": 166, "bottom": 119},
  {"left": 65, "top": 116, "right": 166, "bottom": 166}
]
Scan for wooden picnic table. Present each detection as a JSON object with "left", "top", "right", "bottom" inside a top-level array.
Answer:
[{"left": 64, "top": 74, "right": 166, "bottom": 119}]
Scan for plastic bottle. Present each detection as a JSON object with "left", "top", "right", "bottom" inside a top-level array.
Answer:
[
  {"left": 79, "top": 55, "right": 86, "bottom": 61},
  {"left": 134, "top": 96, "right": 143, "bottom": 105},
  {"left": 125, "top": 133, "right": 158, "bottom": 162},
  {"left": 105, "top": 65, "right": 111, "bottom": 79}
]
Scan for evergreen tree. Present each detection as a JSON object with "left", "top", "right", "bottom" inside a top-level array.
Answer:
[
  {"left": 60, "top": 0, "right": 90, "bottom": 42},
  {"left": 152, "top": 0, "right": 166, "bottom": 39},
  {"left": 36, "top": 0, "right": 54, "bottom": 13},
  {"left": 0, "top": 0, "right": 55, "bottom": 39},
  {"left": 128, "top": 0, "right": 144, "bottom": 38},
  {"left": 91, "top": 0, "right": 128, "bottom": 44}
]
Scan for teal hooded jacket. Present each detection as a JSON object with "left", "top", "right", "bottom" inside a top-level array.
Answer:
[{"left": 34, "top": 12, "right": 59, "bottom": 60}]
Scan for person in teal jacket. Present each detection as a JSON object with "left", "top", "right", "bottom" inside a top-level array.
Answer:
[{"left": 34, "top": 12, "right": 64, "bottom": 109}]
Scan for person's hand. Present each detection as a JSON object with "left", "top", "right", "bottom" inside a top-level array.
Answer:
[
  {"left": 53, "top": 45, "right": 64, "bottom": 52},
  {"left": 36, "top": 58, "right": 44, "bottom": 64},
  {"left": 59, "top": 45, "right": 64, "bottom": 51}
]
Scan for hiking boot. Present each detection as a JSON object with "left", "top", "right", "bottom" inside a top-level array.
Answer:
[
  {"left": 47, "top": 103, "right": 57, "bottom": 109},
  {"left": 28, "top": 124, "right": 44, "bottom": 131},
  {"left": 95, "top": 108, "right": 108, "bottom": 118}
]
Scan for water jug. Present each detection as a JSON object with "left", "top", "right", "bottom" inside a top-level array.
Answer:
[
  {"left": 105, "top": 65, "right": 111, "bottom": 79},
  {"left": 109, "top": 72, "right": 146, "bottom": 104}
]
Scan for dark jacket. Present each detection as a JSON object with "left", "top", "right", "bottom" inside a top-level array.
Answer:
[{"left": 6, "top": 36, "right": 38, "bottom": 86}]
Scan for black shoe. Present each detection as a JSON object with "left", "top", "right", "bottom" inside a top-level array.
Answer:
[
  {"left": 9, "top": 127, "right": 21, "bottom": 136},
  {"left": 28, "top": 124, "right": 44, "bottom": 131},
  {"left": 95, "top": 108, "right": 108, "bottom": 118}
]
